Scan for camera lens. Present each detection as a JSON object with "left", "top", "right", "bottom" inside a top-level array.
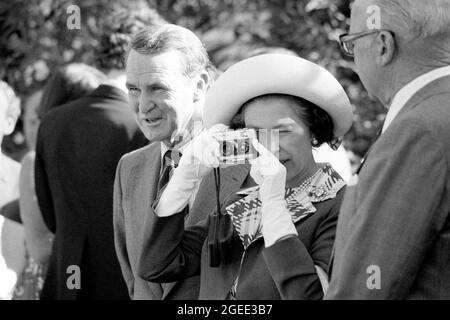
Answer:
[
  {"left": 240, "top": 140, "right": 250, "bottom": 154},
  {"left": 222, "top": 141, "right": 236, "bottom": 157}
]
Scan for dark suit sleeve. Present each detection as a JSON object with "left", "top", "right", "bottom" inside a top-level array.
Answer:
[
  {"left": 326, "top": 117, "right": 448, "bottom": 299},
  {"left": 138, "top": 210, "right": 209, "bottom": 283},
  {"left": 262, "top": 191, "right": 341, "bottom": 300},
  {"left": 34, "top": 125, "right": 56, "bottom": 233},
  {"left": 113, "top": 157, "right": 134, "bottom": 298}
]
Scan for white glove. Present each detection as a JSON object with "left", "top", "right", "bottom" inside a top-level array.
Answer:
[
  {"left": 250, "top": 139, "right": 298, "bottom": 247},
  {"left": 155, "top": 124, "right": 227, "bottom": 217},
  {"left": 177, "top": 123, "right": 227, "bottom": 176}
]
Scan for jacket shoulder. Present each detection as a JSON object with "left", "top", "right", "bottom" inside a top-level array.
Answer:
[
  {"left": 414, "top": 93, "right": 450, "bottom": 129},
  {"left": 118, "top": 142, "right": 160, "bottom": 171},
  {"left": 398, "top": 93, "right": 450, "bottom": 161}
]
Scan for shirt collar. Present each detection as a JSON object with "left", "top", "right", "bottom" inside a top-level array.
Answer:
[
  {"left": 160, "top": 121, "right": 204, "bottom": 161},
  {"left": 160, "top": 140, "right": 188, "bottom": 162},
  {"left": 382, "top": 65, "right": 450, "bottom": 133},
  {"left": 225, "top": 164, "right": 346, "bottom": 249},
  {"left": 234, "top": 164, "right": 345, "bottom": 202}
]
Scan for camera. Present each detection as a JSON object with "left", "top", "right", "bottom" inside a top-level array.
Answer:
[{"left": 212, "top": 129, "right": 257, "bottom": 164}]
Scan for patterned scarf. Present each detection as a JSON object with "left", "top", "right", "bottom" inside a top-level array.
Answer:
[{"left": 224, "top": 164, "right": 345, "bottom": 249}]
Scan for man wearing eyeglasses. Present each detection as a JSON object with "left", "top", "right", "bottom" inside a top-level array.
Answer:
[{"left": 327, "top": 0, "right": 450, "bottom": 299}]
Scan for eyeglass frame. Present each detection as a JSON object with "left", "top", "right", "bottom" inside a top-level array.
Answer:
[{"left": 339, "top": 29, "right": 395, "bottom": 57}]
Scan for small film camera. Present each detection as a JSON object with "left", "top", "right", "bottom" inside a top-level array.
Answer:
[{"left": 212, "top": 129, "right": 258, "bottom": 164}]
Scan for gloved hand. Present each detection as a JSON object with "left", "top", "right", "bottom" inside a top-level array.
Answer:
[
  {"left": 155, "top": 124, "right": 226, "bottom": 217},
  {"left": 250, "top": 139, "right": 298, "bottom": 247},
  {"left": 177, "top": 123, "right": 227, "bottom": 178}
]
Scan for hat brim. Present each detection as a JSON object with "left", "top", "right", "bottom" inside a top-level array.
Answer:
[{"left": 204, "top": 54, "right": 353, "bottom": 137}]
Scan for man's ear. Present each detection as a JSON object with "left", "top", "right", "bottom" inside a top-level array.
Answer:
[
  {"left": 376, "top": 31, "right": 396, "bottom": 66},
  {"left": 193, "top": 71, "right": 210, "bottom": 103}
]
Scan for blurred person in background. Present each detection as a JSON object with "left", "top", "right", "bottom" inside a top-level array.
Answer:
[
  {"left": 13, "top": 63, "right": 103, "bottom": 300},
  {"left": 34, "top": 5, "right": 162, "bottom": 299},
  {"left": 0, "top": 80, "right": 25, "bottom": 299},
  {"left": 246, "top": 47, "right": 353, "bottom": 182}
]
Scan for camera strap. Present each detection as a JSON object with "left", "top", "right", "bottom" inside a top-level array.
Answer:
[{"left": 208, "top": 167, "right": 222, "bottom": 267}]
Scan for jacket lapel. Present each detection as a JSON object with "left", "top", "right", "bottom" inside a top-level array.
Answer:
[
  {"left": 145, "top": 143, "right": 162, "bottom": 204},
  {"left": 219, "top": 164, "right": 252, "bottom": 204},
  {"left": 184, "top": 164, "right": 250, "bottom": 226}
]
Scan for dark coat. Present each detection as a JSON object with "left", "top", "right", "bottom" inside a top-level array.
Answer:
[
  {"left": 138, "top": 165, "right": 344, "bottom": 300},
  {"left": 35, "top": 85, "right": 147, "bottom": 300},
  {"left": 326, "top": 76, "right": 450, "bottom": 299}
]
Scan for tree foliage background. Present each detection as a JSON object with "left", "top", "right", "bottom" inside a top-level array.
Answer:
[{"left": 0, "top": 0, "right": 385, "bottom": 160}]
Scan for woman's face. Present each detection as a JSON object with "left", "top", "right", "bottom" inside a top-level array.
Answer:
[
  {"left": 243, "top": 96, "right": 315, "bottom": 187},
  {"left": 24, "top": 90, "right": 42, "bottom": 150}
]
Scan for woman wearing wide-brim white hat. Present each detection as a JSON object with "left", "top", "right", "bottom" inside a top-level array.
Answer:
[{"left": 139, "top": 54, "right": 354, "bottom": 299}]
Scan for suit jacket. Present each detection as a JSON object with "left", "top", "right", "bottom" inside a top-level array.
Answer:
[
  {"left": 35, "top": 85, "right": 147, "bottom": 300},
  {"left": 326, "top": 76, "right": 450, "bottom": 299},
  {"left": 114, "top": 142, "right": 227, "bottom": 299},
  {"left": 137, "top": 165, "right": 344, "bottom": 299}
]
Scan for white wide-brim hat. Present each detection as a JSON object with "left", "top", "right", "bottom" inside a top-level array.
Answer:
[{"left": 204, "top": 54, "right": 353, "bottom": 138}]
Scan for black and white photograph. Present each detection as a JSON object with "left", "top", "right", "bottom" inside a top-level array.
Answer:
[{"left": 1, "top": 0, "right": 450, "bottom": 308}]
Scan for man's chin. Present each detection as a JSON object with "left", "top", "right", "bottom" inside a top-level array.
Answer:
[
  {"left": 145, "top": 129, "right": 178, "bottom": 145},
  {"left": 142, "top": 130, "right": 162, "bottom": 143}
]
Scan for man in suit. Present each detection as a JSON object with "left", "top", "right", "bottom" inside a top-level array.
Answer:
[
  {"left": 34, "top": 8, "right": 163, "bottom": 299},
  {"left": 113, "top": 24, "right": 217, "bottom": 300},
  {"left": 326, "top": 0, "right": 450, "bottom": 299}
]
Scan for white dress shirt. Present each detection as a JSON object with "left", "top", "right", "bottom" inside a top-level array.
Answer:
[{"left": 382, "top": 65, "right": 450, "bottom": 133}]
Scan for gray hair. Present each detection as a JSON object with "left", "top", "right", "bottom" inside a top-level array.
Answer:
[
  {"left": 376, "top": 0, "right": 450, "bottom": 39},
  {"left": 129, "top": 24, "right": 211, "bottom": 79},
  {"left": 0, "top": 80, "right": 20, "bottom": 122}
]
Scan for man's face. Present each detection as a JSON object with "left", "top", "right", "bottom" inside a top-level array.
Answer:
[
  {"left": 350, "top": 0, "right": 381, "bottom": 99},
  {"left": 126, "top": 50, "right": 199, "bottom": 144},
  {"left": 243, "top": 97, "right": 314, "bottom": 187}
]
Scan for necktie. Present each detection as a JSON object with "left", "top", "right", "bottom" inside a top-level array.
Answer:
[{"left": 156, "top": 149, "right": 181, "bottom": 197}]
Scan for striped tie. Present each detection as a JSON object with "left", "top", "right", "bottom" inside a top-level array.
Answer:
[{"left": 156, "top": 149, "right": 182, "bottom": 198}]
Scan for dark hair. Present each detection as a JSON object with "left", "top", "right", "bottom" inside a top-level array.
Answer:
[
  {"left": 129, "top": 24, "right": 212, "bottom": 79},
  {"left": 94, "top": 3, "right": 167, "bottom": 71},
  {"left": 38, "top": 63, "right": 106, "bottom": 118},
  {"left": 241, "top": 94, "right": 335, "bottom": 147}
]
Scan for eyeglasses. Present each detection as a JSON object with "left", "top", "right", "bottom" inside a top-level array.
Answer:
[{"left": 339, "top": 29, "right": 395, "bottom": 57}]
